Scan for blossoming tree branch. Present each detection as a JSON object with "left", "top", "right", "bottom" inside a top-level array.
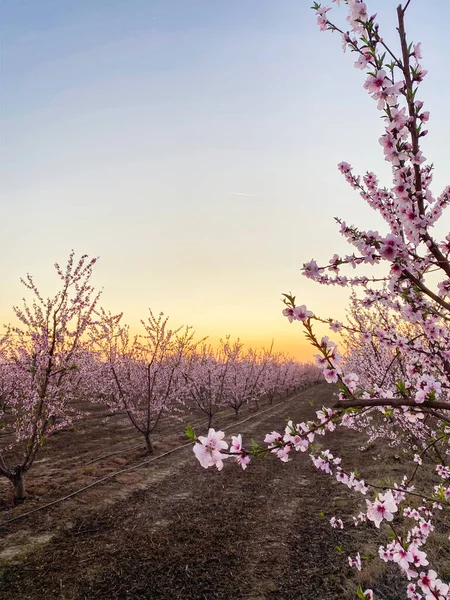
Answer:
[{"left": 189, "top": 2, "right": 450, "bottom": 598}]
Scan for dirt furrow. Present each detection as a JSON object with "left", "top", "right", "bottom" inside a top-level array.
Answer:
[{"left": 0, "top": 384, "right": 384, "bottom": 600}]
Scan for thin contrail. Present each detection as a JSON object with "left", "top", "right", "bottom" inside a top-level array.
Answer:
[{"left": 231, "top": 192, "right": 256, "bottom": 197}]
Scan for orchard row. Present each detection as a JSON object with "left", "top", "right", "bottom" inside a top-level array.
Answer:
[{"left": 0, "top": 255, "right": 321, "bottom": 504}]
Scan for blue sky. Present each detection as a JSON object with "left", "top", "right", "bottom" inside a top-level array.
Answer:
[{"left": 1, "top": 0, "right": 449, "bottom": 358}]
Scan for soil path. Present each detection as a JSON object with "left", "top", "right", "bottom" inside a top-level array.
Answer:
[{"left": 0, "top": 384, "right": 402, "bottom": 599}]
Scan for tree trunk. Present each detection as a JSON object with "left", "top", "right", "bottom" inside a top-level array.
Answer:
[
  {"left": 12, "top": 471, "right": 26, "bottom": 505},
  {"left": 144, "top": 431, "right": 153, "bottom": 454}
]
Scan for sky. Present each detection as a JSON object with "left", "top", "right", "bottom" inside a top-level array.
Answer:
[{"left": 1, "top": 0, "right": 449, "bottom": 360}]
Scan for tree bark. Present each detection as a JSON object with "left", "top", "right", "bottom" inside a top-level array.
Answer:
[
  {"left": 12, "top": 470, "right": 26, "bottom": 505},
  {"left": 144, "top": 431, "right": 153, "bottom": 454}
]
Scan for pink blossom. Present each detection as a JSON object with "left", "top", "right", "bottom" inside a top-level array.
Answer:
[
  {"left": 193, "top": 428, "right": 229, "bottom": 471},
  {"left": 323, "top": 368, "right": 339, "bottom": 383},
  {"left": 330, "top": 320, "right": 343, "bottom": 332},
  {"left": 342, "top": 372, "right": 359, "bottom": 391},
  {"left": 315, "top": 6, "right": 331, "bottom": 31},
  {"left": 348, "top": 552, "right": 362, "bottom": 571},
  {"left": 392, "top": 542, "right": 413, "bottom": 571},
  {"left": 321, "top": 336, "right": 337, "bottom": 350},
  {"left": 355, "top": 47, "right": 372, "bottom": 70},
  {"left": 286, "top": 434, "right": 309, "bottom": 452},
  {"left": 412, "top": 42, "right": 422, "bottom": 60},
  {"left": 274, "top": 445, "right": 291, "bottom": 462},
  {"left": 264, "top": 431, "right": 282, "bottom": 446},
  {"left": 364, "top": 69, "right": 387, "bottom": 94},
  {"left": 293, "top": 305, "right": 313, "bottom": 321},
  {"left": 303, "top": 260, "right": 320, "bottom": 278},
  {"left": 231, "top": 434, "right": 251, "bottom": 468},
  {"left": 366, "top": 490, "right": 398, "bottom": 528},
  {"left": 282, "top": 307, "right": 296, "bottom": 323},
  {"left": 330, "top": 516, "right": 344, "bottom": 529},
  {"left": 409, "top": 545, "right": 429, "bottom": 568},
  {"left": 379, "top": 234, "right": 403, "bottom": 261}
]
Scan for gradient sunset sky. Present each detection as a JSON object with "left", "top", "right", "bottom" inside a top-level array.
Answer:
[{"left": 1, "top": 0, "right": 449, "bottom": 360}]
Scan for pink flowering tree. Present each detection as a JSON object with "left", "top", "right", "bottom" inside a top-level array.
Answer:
[
  {"left": 181, "top": 342, "right": 234, "bottom": 429},
  {"left": 92, "top": 309, "right": 198, "bottom": 454},
  {"left": 0, "top": 252, "right": 101, "bottom": 504},
  {"left": 181, "top": 341, "right": 321, "bottom": 426},
  {"left": 190, "top": 2, "right": 450, "bottom": 598},
  {"left": 222, "top": 339, "right": 271, "bottom": 417},
  {"left": 263, "top": 356, "right": 322, "bottom": 404},
  {"left": 261, "top": 352, "right": 291, "bottom": 405}
]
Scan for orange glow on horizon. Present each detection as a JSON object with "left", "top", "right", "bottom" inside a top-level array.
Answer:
[{"left": 194, "top": 334, "right": 316, "bottom": 362}]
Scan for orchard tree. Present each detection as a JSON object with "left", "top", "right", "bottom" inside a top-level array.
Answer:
[
  {"left": 181, "top": 342, "right": 233, "bottom": 429},
  {"left": 0, "top": 252, "right": 100, "bottom": 504},
  {"left": 222, "top": 339, "right": 270, "bottom": 417},
  {"left": 181, "top": 341, "right": 320, "bottom": 426},
  {"left": 93, "top": 309, "right": 198, "bottom": 453},
  {"left": 262, "top": 355, "right": 320, "bottom": 403},
  {"left": 191, "top": 2, "right": 450, "bottom": 598},
  {"left": 261, "top": 354, "right": 277, "bottom": 405},
  {"left": 341, "top": 292, "right": 409, "bottom": 393},
  {"left": 339, "top": 294, "right": 439, "bottom": 457}
]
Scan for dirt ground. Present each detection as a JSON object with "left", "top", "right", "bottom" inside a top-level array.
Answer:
[{"left": 0, "top": 384, "right": 448, "bottom": 600}]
